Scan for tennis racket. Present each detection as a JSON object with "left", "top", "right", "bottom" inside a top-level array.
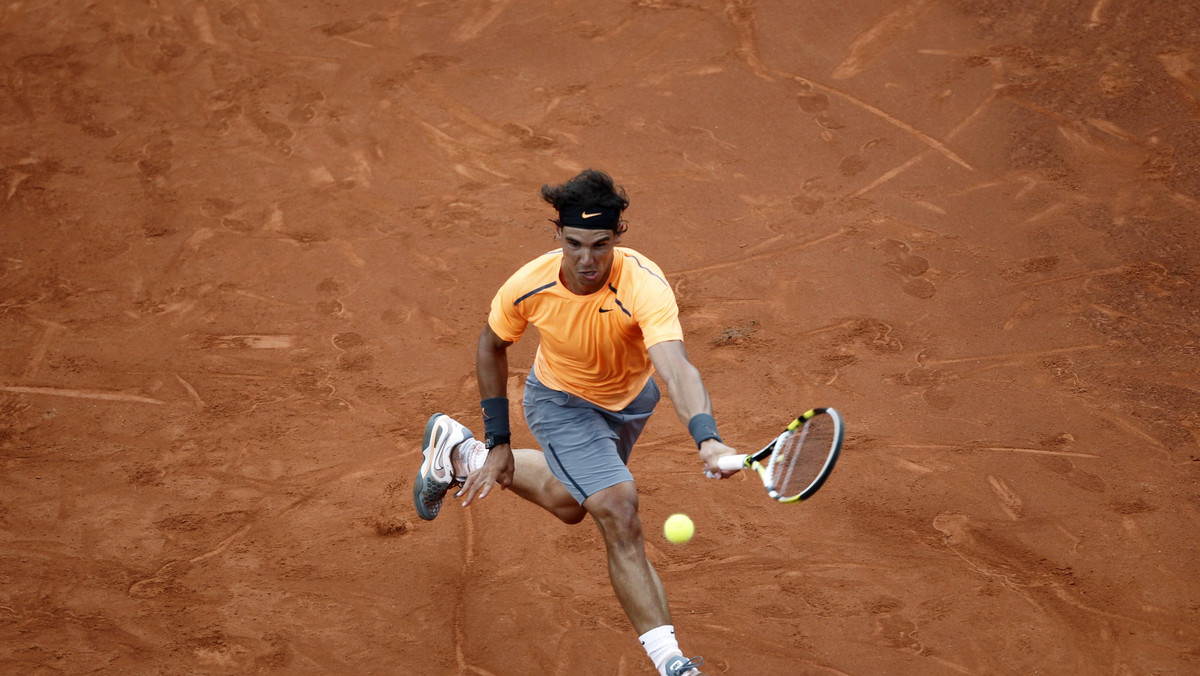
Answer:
[{"left": 716, "top": 408, "right": 844, "bottom": 502}]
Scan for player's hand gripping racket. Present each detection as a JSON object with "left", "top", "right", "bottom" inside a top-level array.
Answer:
[{"left": 716, "top": 408, "right": 844, "bottom": 502}]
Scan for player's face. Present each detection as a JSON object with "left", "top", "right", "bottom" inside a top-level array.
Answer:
[{"left": 556, "top": 225, "right": 621, "bottom": 295}]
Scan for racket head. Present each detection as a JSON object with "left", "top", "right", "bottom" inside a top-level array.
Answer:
[{"left": 763, "top": 408, "right": 843, "bottom": 502}]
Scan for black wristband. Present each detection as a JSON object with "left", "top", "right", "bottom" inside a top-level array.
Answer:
[
  {"left": 481, "top": 397, "right": 510, "bottom": 436},
  {"left": 687, "top": 413, "right": 721, "bottom": 447}
]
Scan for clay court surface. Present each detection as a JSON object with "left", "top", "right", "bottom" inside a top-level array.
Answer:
[{"left": 3, "top": 1, "right": 1199, "bottom": 674}]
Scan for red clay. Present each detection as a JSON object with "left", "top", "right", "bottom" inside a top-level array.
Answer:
[{"left": 1, "top": 1, "right": 1197, "bottom": 674}]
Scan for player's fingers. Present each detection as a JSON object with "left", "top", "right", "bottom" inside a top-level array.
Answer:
[
  {"left": 457, "top": 468, "right": 486, "bottom": 497},
  {"left": 459, "top": 486, "right": 478, "bottom": 506},
  {"left": 468, "top": 475, "right": 499, "bottom": 504},
  {"left": 459, "top": 476, "right": 482, "bottom": 505},
  {"left": 460, "top": 470, "right": 496, "bottom": 506},
  {"left": 476, "top": 481, "right": 495, "bottom": 501}
]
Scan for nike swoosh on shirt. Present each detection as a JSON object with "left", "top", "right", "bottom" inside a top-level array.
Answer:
[{"left": 598, "top": 308, "right": 614, "bottom": 313}]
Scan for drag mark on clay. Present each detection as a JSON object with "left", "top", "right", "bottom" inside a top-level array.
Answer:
[
  {"left": 4, "top": 171, "right": 28, "bottom": 206},
  {"left": 228, "top": 288, "right": 301, "bottom": 306},
  {"left": 932, "top": 514, "right": 1049, "bottom": 614},
  {"left": 670, "top": 227, "right": 848, "bottom": 276},
  {"left": 1015, "top": 264, "right": 1130, "bottom": 290},
  {"left": 805, "top": 73, "right": 972, "bottom": 170},
  {"left": 129, "top": 524, "right": 252, "bottom": 598},
  {"left": 205, "top": 334, "right": 296, "bottom": 349},
  {"left": 852, "top": 86, "right": 1001, "bottom": 197},
  {"left": 896, "top": 456, "right": 933, "bottom": 474},
  {"left": 723, "top": 0, "right": 773, "bottom": 82},
  {"left": 920, "top": 343, "right": 1104, "bottom": 366},
  {"left": 795, "top": 320, "right": 860, "bottom": 338},
  {"left": 1086, "top": 0, "right": 1112, "bottom": 29},
  {"left": 0, "top": 385, "right": 165, "bottom": 405},
  {"left": 831, "top": 0, "right": 938, "bottom": 80},
  {"left": 849, "top": 156, "right": 923, "bottom": 198},
  {"left": 452, "top": 0, "right": 517, "bottom": 42},
  {"left": 188, "top": 524, "right": 252, "bottom": 565},
  {"left": 1094, "top": 408, "right": 1169, "bottom": 456},
  {"left": 987, "top": 475, "right": 1024, "bottom": 520},
  {"left": 935, "top": 514, "right": 1165, "bottom": 653},
  {"left": 1087, "top": 303, "right": 1193, "bottom": 337},
  {"left": 721, "top": 0, "right": 973, "bottom": 170},
  {"left": 891, "top": 443, "right": 1100, "bottom": 459},
  {"left": 192, "top": 4, "right": 217, "bottom": 45},
  {"left": 174, "top": 374, "right": 206, "bottom": 409},
  {"left": 331, "top": 34, "right": 379, "bottom": 49},
  {"left": 455, "top": 508, "right": 478, "bottom": 674},
  {"left": 400, "top": 71, "right": 507, "bottom": 142}
]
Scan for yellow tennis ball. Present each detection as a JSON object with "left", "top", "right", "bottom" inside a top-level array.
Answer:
[{"left": 663, "top": 514, "right": 694, "bottom": 544}]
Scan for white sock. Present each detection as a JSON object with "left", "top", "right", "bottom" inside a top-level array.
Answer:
[
  {"left": 453, "top": 438, "right": 487, "bottom": 477},
  {"left": 639, "top": 624, "right": 681, "bottom": 676}
]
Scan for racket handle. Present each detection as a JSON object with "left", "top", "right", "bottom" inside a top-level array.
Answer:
[{"left": 717, "top": 454, "right": 749, "bottom": 471}]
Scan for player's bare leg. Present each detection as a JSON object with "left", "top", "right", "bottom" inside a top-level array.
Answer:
[
  {"left": 449, "top": 440, "right": 669, "bottom": 628},
  {"left": 452, "top": 442, "right": 586, "bottom": 524},
  {"left": 504, "top": 448, "right": 587, "bottom": 524},
  {"left": 583, "top": 480, "right": 671, "bottom": 633},
  {"left": 446, "top": 438, "right": 702, "bottom": 674}
]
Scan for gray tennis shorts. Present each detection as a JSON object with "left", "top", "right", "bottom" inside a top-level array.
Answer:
[{"left": 523, "top": 370, "right": 660, "bottom": 505}]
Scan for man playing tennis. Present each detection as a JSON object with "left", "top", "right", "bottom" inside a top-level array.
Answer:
[{"left": 413, "top": 169, "right": 737, "bottom": 676}]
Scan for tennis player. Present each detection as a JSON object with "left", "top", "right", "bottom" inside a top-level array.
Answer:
[{"left": 414, "top": 169, "right": 737, "bottom": 676}]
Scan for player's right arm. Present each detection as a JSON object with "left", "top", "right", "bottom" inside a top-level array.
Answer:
[
  {"left": 476, "top": 323, "right": 512, "bottom": 403},
  {"left": 457, "top": 324, "right": 516, "bottom": 506},
  {"left": 648, "top": 339, "right": 740, "bottom": 477}
]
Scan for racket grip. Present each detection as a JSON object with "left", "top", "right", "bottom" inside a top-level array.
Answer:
[{"left": 717, "top": 454, "right": 748, "bottom": 471}]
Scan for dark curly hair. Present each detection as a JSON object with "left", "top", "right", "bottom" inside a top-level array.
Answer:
[{"left": 540, "top": 169, "right": 629, "bottom": 214}]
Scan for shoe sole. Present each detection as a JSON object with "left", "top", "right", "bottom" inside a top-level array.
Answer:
[{"left": 413, "top": 412, "right": 446, "bottom": 521}]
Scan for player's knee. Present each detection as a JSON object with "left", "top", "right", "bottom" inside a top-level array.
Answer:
[
  {"left": 602, "top": 515, "right": 645, "bottom": 556},
  {"left": 589, "top": 495, "right": 642, "bottom": 542}
]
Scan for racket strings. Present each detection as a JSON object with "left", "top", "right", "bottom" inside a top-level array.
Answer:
[{"left": 770, "top": 416, "right": 835, "bottom": 498}]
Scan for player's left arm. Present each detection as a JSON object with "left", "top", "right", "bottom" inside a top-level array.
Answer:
[{"left": 648, "top": 340, "right": 740, "bottom": 476}]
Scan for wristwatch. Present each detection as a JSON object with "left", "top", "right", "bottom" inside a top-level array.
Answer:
[{"left": 485, "top": 433, "right": 510, "bottom": 449}]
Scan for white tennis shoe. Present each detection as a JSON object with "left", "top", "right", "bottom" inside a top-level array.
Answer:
[{"left": 413, "top": 413, "right": 472, "bottom": 520}]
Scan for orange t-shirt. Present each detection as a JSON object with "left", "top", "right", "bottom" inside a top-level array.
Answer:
[{"left": 488, "top": 247, "right": 683, "bottom": 410}]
